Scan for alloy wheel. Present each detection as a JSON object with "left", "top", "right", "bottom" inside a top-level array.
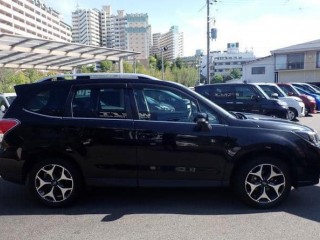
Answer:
[
  {"left": 288, "top": 109, "right": 296, "bottom": 121},
  {"left": 35, "top": 164, "right": 74, "bottom": 203},
  {"left": 245, "top": 164, "right": 286, "bottom": 204}
]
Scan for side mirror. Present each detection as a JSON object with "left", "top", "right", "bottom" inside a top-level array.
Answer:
[
  {"left": 194, "top": 113, "right": 212, "bottom": 132},
  {"left": 0, "top": 105, "right": 6, "bottom": 113},
  {"left": 271, "top": 93, "right": 279, "bottom": 99}
]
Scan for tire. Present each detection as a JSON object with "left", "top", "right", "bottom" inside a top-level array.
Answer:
[
  {"left": 288, "top": 108, "right": 297, "bottom": 121},
  {"left": 27, "top": 158, "right": 82, "bottom": 207},
  {"left": 233, "top": 157, "right": 292, "bottom": 209}
]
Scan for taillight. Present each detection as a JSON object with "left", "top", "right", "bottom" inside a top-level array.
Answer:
[{"left": 0, "top": 119, "right": 19, "bottom": 143}]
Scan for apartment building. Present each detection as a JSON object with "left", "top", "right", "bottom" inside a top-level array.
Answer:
[
  {"left": 72, "top": 8, "right": 101, "bottom": 46},
  {"left": 125, "top": 13, "right": 151, "bottom": 61},
  {"left": 0, "top": 0, "right": 72, "bottom": 42},
  {"left": 100, "top": 6, "right": 126, "bottom": 49},
  {"left": 202, "top": 43, "right": 256, "bottom": 80},
  {"left": 152, "top": 26, "right": 184, "bottom": 61}
]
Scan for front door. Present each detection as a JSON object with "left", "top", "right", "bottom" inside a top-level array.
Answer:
[{"left": 131, "top": 84, "right": 229, "bottom": 187}]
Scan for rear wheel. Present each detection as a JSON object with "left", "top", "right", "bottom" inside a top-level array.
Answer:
[
  {"left": 233, "top": 157, "right": 292, "bottom": 209},
  {"left": 27, "top": 158, "right": 82, "bottom": 207}
]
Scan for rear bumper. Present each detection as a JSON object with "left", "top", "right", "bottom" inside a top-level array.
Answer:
[{"left": 0, "top": 151, "right": 24, "bottom": 184}]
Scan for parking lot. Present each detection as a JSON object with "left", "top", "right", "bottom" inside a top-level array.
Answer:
[{"left": 0, "top": 113, "right": 319, "bottom": 240}]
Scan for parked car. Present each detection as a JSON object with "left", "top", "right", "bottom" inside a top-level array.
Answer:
[
  {"left": 251, "top": 83, "right": 305, "bottom": 121},
  {"left": 291, "top": 82, "right": 320, "bottom": 95},
  {"left": 0, "top": 92, "right": 16, "bottom": 118},
  {"left": 1, "top": 73, "right": 320, "bottom": 209},
  {"left": 277, "top": 83, "right": 317, "bottom": 115},
  {"left": 291, "top": 84, "right": 320, "bottom": 112},
  {"left": 195, "top": 83, "right": 289, "bottom": 120}
]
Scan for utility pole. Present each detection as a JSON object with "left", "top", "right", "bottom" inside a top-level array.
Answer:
[{"left": 206, "top": 0, "right": 210, "bottom": 84}]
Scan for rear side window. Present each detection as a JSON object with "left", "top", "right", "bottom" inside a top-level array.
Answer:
[
  {"left": 24, "top": 87, "right": 69, "bottom": 117},
  {"left": 72, "top": 86, "right": 128, "bottom": 119}
]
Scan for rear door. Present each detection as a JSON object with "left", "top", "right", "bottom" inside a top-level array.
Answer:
[
  {"left": 63, "top": 83, "right": 137, "bottom": 186},
  {"left": 209, "top": 85, "right": 236, "bottom": 111}
]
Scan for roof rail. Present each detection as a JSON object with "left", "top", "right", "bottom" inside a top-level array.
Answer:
[{"left": 37, "top": 73, "right": 158, "bottom": 83}]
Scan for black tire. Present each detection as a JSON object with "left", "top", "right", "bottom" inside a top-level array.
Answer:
[
  {"left": 27, "top": 158, "right": 82, "bottom": 207},
  {"left": 288, "top": 107, "right": 297, "bottom": 121},
  {"left": 233, "top": 157, "right": 292, "bottom": 209}
]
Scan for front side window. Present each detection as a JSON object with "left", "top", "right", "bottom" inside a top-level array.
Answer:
[
  {"left": 133, "top": 86, "right": 198, "bottom": 123},
  {"left": 234, "top": 85, "right": 260, "bottom": 100}
]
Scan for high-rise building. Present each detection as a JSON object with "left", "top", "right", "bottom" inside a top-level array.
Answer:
[
  {"left": 125, "top": 13, "right": 151, "bottom": 61},
  {"left": 152, "top": 26, "right": 183, "bottom": 61},
  {"left": 72, "top": 8, "right": 101, "bottom": 46},
  {"left": 0, "top": 0, "right": 72, "bottom": 42},
  {"left": 100, "top": 6, "right": 126, "bottom": 49}
]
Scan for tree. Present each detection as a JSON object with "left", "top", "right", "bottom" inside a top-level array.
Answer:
[
  {"left": 212, "top": 74, "right": 224, "bottom": 83},
  {"left": 100, "top": 60, "right": 113, "bottom": 72}
]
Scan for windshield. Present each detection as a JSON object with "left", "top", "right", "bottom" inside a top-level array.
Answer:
[
  {"left": 6, "top": 96, "right": 16, "bottom": 105},
  {"left": 294, "top": 84, "right": 320, "bottom": 94}
]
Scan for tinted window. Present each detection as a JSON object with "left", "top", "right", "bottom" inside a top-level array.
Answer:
[
  {"left": 24, "top": 87, "right": 68, "bottom": 116},
  {"left": 234, "top": 85, "right": 259, "bottom": 100},
  {"left": 72, "top": 86, "right": 127, "bottom": 119},
  {"left": 133, "top": 86, "right": 199, "bottom": 123},
  {"left": 210, "top": 85, "right": 235, "bottom": 99}
]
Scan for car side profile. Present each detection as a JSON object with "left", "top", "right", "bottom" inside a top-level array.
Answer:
[
  {"left": 251, "top": 83, "right": 305, "bottom": 121},
  {"left": 0, "top": 73, "right": 320, "bottom": 209},
  {"left": 277, "top": 83, "right": 317, "bottom": 116},
  {"left": 194, "top": 83, "right": 289, "bottom": 119}
]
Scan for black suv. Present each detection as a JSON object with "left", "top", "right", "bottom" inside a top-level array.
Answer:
[
  {"left": 195, "top": 83, "right": 289, "bottom": 119},
  {"left": 1, "top": 73, "right": 320, "bottom": 209}
]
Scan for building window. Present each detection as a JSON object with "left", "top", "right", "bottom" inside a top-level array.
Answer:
[
  {"left": 275, "top": 53, "right": 304, "bottom": 70},
  {"left": 251, "top": 67, "right": 265, "bottom": 75},
  {"left": 287, "top": 53, "right": 304, "bottom": 69},
  {"left": 317, "top": 52, "right": 320, "bottom": 68}
]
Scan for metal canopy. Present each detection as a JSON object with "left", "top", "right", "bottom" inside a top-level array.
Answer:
[{"left": 0, "top": 34, "right": 140, "bottom": 71}]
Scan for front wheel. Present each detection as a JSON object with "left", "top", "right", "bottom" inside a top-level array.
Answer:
[
  {"left": 233, "top": 157, "right": 292, "bottom": 209},
  {"left": 288, "top": 108, "right": 297, "bottom": 121},
  {"left": 27, "top": 159, "right": 82, "bottom": 207}
]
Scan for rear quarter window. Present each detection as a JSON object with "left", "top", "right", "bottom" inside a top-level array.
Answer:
[{"left": 23, "top": 86, "right": 69, "bottom": 117}]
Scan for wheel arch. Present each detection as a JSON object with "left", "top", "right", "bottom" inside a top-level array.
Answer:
[
  {"left": 230, "top": 149, "right": 298, "bottom": 188},
  {"left": 22, "top": 150, "right": 85, "bottom": 184}
]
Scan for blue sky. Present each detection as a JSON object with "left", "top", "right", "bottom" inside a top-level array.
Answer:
[{"left": 45, "top": 0, "right": 320, "bottom": 57}]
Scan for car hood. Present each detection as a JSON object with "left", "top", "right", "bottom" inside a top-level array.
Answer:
[{"left": 232, "top": 112, "right": 313, "bottom": 132}]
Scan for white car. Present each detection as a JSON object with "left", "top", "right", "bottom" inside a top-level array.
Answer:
[
  {"left": 253, "top": 83, "right": 305, "bottom": 121},
  {"left": 0, "top": 92, "right": 16, "bottom": 118}
]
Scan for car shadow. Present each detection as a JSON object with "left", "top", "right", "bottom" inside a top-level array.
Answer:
[{"left": 0, "top": 179, "right": 319, "bottom": 223}]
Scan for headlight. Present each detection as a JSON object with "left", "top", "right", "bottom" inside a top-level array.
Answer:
[
  {"left": 275, "top": 100, "right": 287, "bottom": 106},
  {"left": 307, "top": 96, "right": 315, "bottom": 101},
  {"left": 295, "top": 130, "right": 320, "bottom": 146}
]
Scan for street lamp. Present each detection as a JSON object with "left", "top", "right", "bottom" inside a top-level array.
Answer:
[{"left": 160, "top": 46, "right": 168, "bottom": 80}]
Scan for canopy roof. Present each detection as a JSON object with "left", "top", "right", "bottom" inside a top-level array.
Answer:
[{"left": 0, "top": 34, "right": 140, "bottom": 71}]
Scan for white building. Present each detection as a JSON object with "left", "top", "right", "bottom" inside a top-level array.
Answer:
[
  {"left": 0, "top": 0, "right": 72, "bottom": 42},
  {"left": 242, "top": 39, "right": 320, "bottom": 83},
  {"left": 100, "top": 6, "right": 126, "bottom": 50},
  {"left": 202, "top": 43, "right": 256, "bottom": 80},
  {"left": 72, "top": 8, "right": 101, "bottom": 46},
  {"left": 152, "top": 26, "right": 184, "bottom": 61}
]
